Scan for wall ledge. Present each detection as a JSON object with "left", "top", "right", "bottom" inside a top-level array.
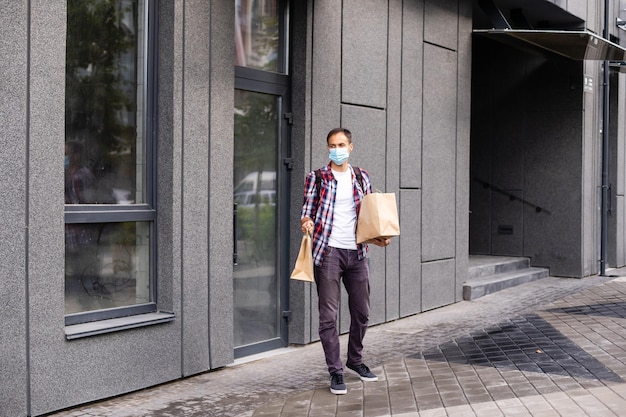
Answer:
[{"left": 65, "top": 311, "right": 175, "bottom": 340}]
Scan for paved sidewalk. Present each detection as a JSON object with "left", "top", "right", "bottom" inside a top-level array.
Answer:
[{"left": 51, "top": 271, "right": 626, "bottom": 417}]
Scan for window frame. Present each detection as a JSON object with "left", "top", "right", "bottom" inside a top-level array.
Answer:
[{"left": 64, "top": 0, "right": 159, "bottom": 327}]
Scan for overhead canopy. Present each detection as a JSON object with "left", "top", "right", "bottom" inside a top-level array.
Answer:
[
  {"left": 473, "top": 29, "right": 626, "bottom": 61},
  {"left": 473, "top": 0, "right": 626, "bottom": 62}
]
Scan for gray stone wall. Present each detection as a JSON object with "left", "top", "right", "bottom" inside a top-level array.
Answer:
[
  {"left": 0, "top": 2, "right": 28, "bottom": 416},
  {"left": 289, "top": 0, "right": 472, "bottom": 343},
  {"left": 151, "top": 0, "right": 235, "bottom": 379},
  {"left": 582, "top": 59, "right": 602, "bottom": 277},
  {"left": 0, "top": 1, "right": 235, "bottom": 415},
  {"left": 207, "top": 0, "right": 235, "bottom": 370},
  {"left": 615, "top": 72, "right": 626, "bottom": 268},
  {"left": 179, "top": 0, "right": 212, "bottom": 376},
  {"left": 609, "top": 71, "right": 626, "bottom": 269},
  {"left": 27, "top": 3, "right": 67, "bottom": 415}
]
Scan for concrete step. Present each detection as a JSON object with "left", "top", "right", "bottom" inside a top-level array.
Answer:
[
  {"left": 467, "top": 255, "right": 530, "bottom": 280},
  {"left": 464, "top": 256, "right": 550, "bottom": 301}
]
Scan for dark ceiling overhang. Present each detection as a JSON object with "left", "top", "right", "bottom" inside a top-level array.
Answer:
[{"left": 473, "top": 29, "right": 626, "bottom": 61}]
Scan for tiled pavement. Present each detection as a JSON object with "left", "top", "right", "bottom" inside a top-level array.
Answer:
[{"left": 50, "top": 271, "right": 626, "bottom": 417}]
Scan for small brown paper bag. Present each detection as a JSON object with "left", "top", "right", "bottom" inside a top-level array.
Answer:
[
  {"left": 356, "top": 192, "right": 400, "bottom": 244},
  {"left": 290, "top": 233, "right": 314, "bottom": 282}
]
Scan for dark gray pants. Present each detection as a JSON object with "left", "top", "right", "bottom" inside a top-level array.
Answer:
[{"left": 315, "top": 247, "right": 370, "bottom": 375}]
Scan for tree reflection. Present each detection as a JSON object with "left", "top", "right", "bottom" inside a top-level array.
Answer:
[
  {"left": 234, "top": 91, "right": 277, "bottom": 264},
  {"left": 65, "top": 0, "right": 138, "bottom": 204}
]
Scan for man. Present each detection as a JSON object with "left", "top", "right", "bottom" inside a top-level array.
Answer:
[{"left": 300, "top": 127, "right": 390, "bottom": 395}]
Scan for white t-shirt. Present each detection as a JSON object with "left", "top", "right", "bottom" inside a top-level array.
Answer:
[{"left": 328, "top": 168, "right": 357, "bottom": 250}]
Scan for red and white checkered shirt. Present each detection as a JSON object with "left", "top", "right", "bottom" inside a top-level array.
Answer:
[{"left": 300, "top": 163, "right": 372, "bottom": 267}]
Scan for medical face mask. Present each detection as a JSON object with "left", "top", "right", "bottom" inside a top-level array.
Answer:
[{"left": 329, "top": 148, "right": 350, "bottom": 165}]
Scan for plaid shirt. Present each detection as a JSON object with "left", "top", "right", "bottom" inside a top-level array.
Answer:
[{"left": 300, "top": 163, "right": 372, "bottom": 266}]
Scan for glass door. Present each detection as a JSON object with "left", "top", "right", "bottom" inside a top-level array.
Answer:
[
  {"left": 233, "top": 88, "right": 285, "bottom": 357},
  {"left": 234, "top": 0, "right": 290, "bottom": 358},
  {"left": 233, "top": 0, "right": 290, "bottom": 357}
]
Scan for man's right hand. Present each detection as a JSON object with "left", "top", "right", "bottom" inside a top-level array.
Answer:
[{"left": 301, "top": 218, "right": 314, "bottom": 234}]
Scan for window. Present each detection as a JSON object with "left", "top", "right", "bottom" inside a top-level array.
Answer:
[
  {"left": 65, "top": 0, "right": 156, "bottom": 325},
  {"left": 235, "top": 0, "right": 283, "bottom": 73}
]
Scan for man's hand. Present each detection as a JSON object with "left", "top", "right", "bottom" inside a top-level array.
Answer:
[
  {"left": 301, "top": 217, "right": 314, "bottom": 234},
  {"left": 367, "top": 237, "right": 391, "bottom": 247}
]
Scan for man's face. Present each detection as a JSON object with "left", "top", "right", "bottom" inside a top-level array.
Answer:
[{"left": 327, "top": 133, "right": 353, "bottom": 152}]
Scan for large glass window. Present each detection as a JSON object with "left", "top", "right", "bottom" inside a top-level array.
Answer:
[{"left": 65, "top": 0, "right": 155, "bottom": 323}]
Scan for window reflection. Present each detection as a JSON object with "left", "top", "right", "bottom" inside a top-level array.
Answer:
[
  {"left": 235, "top": 0, "right": 280, "bottom": 72},
  {"left": 65, "top": 222, "right": 151, "bottom": 314},
  {"left": 65, "top": 0, "right": 152, "bottom": 318},
  {"left": 234, "top": 171, "right": 276, "bottom": 207},
  {"left": 65, "top": 0, "right": 145, "bottom": 205},
  {"left": 233, "top": 90, "right": 279, "bottom": 346},
  {"left": 65, "top": 141, "right": 96, "bottom": 204}
]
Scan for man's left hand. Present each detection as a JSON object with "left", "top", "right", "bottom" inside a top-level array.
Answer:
[{"left": 367, "top": 237, "right": 391, "bottom": 247}]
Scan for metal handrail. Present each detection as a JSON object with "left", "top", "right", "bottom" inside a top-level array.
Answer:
[{"left": 473, "top": 178, "right": 551, "bottom": 215}]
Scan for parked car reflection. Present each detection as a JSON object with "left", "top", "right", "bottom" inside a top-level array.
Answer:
[
  {"left": 234, "top": 171, "right": 276, "bottom": 207},
  {"left": 233, "top": 170, "right": 278, "bottom": 346}
]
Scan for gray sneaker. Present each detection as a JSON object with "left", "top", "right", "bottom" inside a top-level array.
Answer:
[
  {"left": 346, "top": 362, "right": 378, "bottom": 382},
  {"left": 330, "top": 372, "right": 347, "bottom": 394}
]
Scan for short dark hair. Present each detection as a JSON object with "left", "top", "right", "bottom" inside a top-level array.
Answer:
[{"left": 326, "top": 128, "right": 352, "bottom": 144}]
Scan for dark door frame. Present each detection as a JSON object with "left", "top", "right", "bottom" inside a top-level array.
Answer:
[{"left": 234, "top": 67, "right": 291, "bottom": 358}]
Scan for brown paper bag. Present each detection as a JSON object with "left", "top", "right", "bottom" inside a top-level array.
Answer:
[
  {"left": 356, "top": 192, "right": 400, "bottom": 244},
  {"left": 290, "top": 233, "right": 314, "bottom": 282}
]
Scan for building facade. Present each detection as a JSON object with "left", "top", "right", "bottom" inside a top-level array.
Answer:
[{"left": 2, "top": 0, "right": 626, "bottom": 415}]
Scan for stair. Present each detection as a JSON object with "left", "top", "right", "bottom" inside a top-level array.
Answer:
[{"left": 463, "top": 256, "right": 549, "bottom": 301}]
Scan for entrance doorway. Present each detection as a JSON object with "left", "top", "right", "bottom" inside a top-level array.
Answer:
[
  {"left": 233, "top": 83, "right": 290, "bottom": 358},
  {"left": 233, "top": 0, "right": 290, "bottom": 358},
  {"left": 468, "top": 30, "right": 587, "bottom": 277}
]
